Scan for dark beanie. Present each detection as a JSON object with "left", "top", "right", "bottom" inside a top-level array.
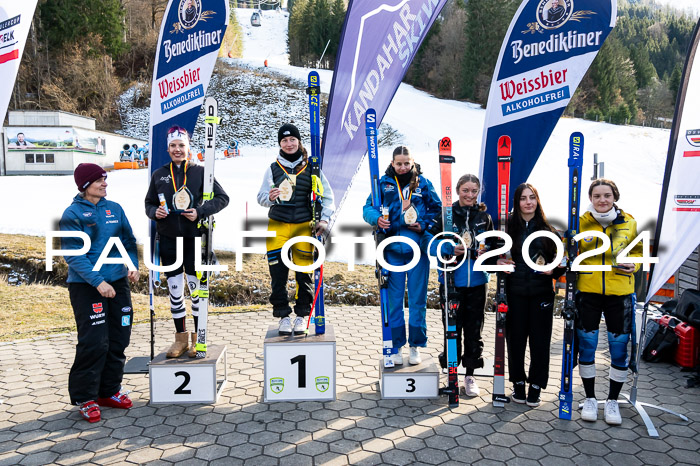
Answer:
[
  {"left": 278, "top": 123, "right": 301, "bottom": 145},
  {"left": 74, "top": 163, "right": 107, "bottom": 192}
]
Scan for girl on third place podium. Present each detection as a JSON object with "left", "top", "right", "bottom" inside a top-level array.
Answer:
[
  {"left": 577, "top": 178, "right": 642, "bottom": 426},
  {"left": 428, "top": 174, "right": 495, "bottom": 397},
  {"left": 257, "top": 123, "right": 335, "bottom": 336},
  {"left": 496, "top": 183, "right": 564, "bottom": 407},
  {"left": 363, "top": 145, "right": 442, "bottom": 366}
]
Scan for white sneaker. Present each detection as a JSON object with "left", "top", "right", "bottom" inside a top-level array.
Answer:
[
  {"left": 293, "top": 316, "right": 307, "bottom": 335},
  {"left": 278, "top": 317, "right": 292, "bottom": 335},
  {"left": 604, "top": 399, "right": 622, "bottom": 425},
  {"left": 409, "top": 347, "right": 421, "bottom": 365},
  {"left": 392, "top": 349, "right": 404, "bottom": 365},
  {"left": 464, "top": 376, "right": 480, "bottom": 397},
  {"left": 581, "top": 398, "right": 598, "bottom": 422}
]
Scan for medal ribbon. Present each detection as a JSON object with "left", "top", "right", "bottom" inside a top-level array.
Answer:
[
  {"left": 170, "top": 161, "right": 188, "bottom": 192},
  {"left": 276, "top": 160, "right": 307, "bottom": 181},
  {"left": 394, "top": 176, "right": 413, "bottom": 202}
]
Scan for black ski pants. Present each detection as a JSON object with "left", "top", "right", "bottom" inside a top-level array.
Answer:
[
  {"left": 159, "top": 235, "right": 197, "bottom": 278},
  {"left": 68, "top": 278, "right": 133, "bottom": 404},
  {"left": 441, "top": 284, "right": 487, "bottom": 370},
  {"left": 505, "top": 291, "right": 554, "bottom": 388}
]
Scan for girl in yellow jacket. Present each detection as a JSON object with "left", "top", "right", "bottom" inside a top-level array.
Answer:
[{"left": 576, "top": 179, "right": 642, "bottom": 426}]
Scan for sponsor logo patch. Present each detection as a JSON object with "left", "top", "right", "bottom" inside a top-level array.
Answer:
[
  {"left": 177, "top": 0, "right": 202, "bottom": 30},
  {"left": 122, "top": 306, "right": 132, "bottom": 313},
  {"left": 675, "top": 195, "right": 699, "bottom": 206},
  {"left": 686, "top": 129, "right": 700, "bottom": 147},
  {"left": 122, "top": 315, "right": 131, "bottom": 326},
  {"left": 92, "top": 303, "right": 103, "bottom": 313},
  {"left": 270, "top": 377, "right": 284, "bottom": 394},
  {"left": 315, "top": 376, "right": 330, "bottom": 393}
]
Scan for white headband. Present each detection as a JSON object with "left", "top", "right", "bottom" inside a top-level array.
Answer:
[{"left": 167, "top": 129, "right": 189, "bottom": 145}]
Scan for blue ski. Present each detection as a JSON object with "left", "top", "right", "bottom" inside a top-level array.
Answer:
[
  {"left": 559, "top": 131, "right": 583, "bottom": 419},
  {"left": 307, "top": 71, "right": 325, "bottom": 334},
  {"left": 365, "top": 108, "right": 394, "bottom": 368}
]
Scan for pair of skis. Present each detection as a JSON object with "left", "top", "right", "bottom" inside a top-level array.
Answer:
[
  {"left": 194, "top": 97, "right": 221, "bottom": 358},
  {"left": 559, "top": 132, "right": 583, "bottom": 419},
  {"left": 438, "top": 137, "right": 460, "bottom": 408},
  {"left": 307, "top": 71, "right": 325, "bottom": 334},
  {"left": 365, "top": 108, "right": 394, "bottom": 368},
  {"left": 493, "top": 136, "right": 512, "bottom": 406}
]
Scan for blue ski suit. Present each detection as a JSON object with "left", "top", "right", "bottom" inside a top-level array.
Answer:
[{"left": 363, "top": 167, "right": 441, "bottom": 348}]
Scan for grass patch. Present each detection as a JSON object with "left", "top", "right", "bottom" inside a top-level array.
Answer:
[{"left": 0, "top": 272, "right": 269, "bottom": 342}]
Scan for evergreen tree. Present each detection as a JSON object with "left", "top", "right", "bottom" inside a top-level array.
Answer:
[
  {"left": 40, "top": 0, "right": 126, "bottom": 56},
  {"left": 669, "top": 64, "right": 682, "bottom": 105},
  {"left": 461, "top": 0, "right": 519, "bottom": 103},
  {"left": 328, "top": 0, "right": 346, "bottom": 63}
]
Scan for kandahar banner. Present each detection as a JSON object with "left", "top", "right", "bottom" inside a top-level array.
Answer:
[
  {"left": 479, "top": 0, "right": 616, "bottom": 218},
  {"left": 149, "top": 0, "right": 229, "bottom": 172},
  {"left": 0, "top": 1, "right": 39, "bottom": 124},
  {"left": 646, "top": 19, "right": 700, "bottom": 304},
  {"left": 321, "top": 0, "right": 447, "bottom": 223}
]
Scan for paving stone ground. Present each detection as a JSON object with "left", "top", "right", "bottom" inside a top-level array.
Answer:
[{"left": 0, "top": 307, "right": 698, "bottom": 465}]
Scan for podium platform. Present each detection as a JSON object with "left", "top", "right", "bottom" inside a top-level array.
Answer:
[
  {"left": 264, "top": 325, "right": 336, "bottom": 402},
  {"left": 379, "top": 356, "right": 439, "bottom": 399},
  {"left": 149, "top": 345, "right": 227, "bottom": 404}
]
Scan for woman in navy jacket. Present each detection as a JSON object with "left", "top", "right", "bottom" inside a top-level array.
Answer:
[
  {"left": 363, "top": 146, "right": 441, "bottom": 365},
  {"left": 60, "top": 163, "right": 139, "bottom": 423}
]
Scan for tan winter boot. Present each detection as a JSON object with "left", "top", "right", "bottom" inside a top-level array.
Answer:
[
  {"left": 188, "top": 332, "right": 197, "bottom": 358},
  {"left": 166, "top": 332, "right": 190, "bottom": 358}
]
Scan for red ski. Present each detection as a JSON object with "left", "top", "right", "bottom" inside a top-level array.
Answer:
[{"left": 493, "top": 135, "right": 511, "bottom": 407}]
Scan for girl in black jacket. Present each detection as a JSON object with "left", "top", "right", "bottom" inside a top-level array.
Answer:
[
  {"left": 145, "top": 126, "right": 229, "bottom": 358},
  {"left": 496, "top": 183, "right": 564, "bottom": 406}
]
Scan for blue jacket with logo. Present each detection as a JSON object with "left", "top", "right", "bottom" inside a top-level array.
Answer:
[
  {"left": 60, "top": 194, "right": 138, "bottom": 287},
  {"left": 363, "top": 170, "right": 442, "bottom": 256}
]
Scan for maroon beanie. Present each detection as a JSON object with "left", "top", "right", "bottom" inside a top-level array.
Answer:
[{"left": 74, "top": 163, "right": 107, "bottom": 192}]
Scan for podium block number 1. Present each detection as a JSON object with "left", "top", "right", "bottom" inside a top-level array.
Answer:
[{"left": 264, "top": 342, "right": 335, "bottom": 401}]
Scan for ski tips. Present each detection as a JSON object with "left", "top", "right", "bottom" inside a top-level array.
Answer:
[
  {"left": 438, "top": 137, "right": 452, "bottom": 154},
  {"left": 497, "top": 135, "right": 511, "bottom": 158},
  {"left": 365, "top": 109, "right": 377, "bottom": 136},
  {"left": 569, "top": 132, "right": 584, "bottom": 165}
]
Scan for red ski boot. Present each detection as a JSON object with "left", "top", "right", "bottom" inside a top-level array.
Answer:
[
  {"left": 78, "top": 401, "right": 101, "bottom": 423},
  {"left": 96, "top": 391, "right": 133, "bottom": 409}
]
